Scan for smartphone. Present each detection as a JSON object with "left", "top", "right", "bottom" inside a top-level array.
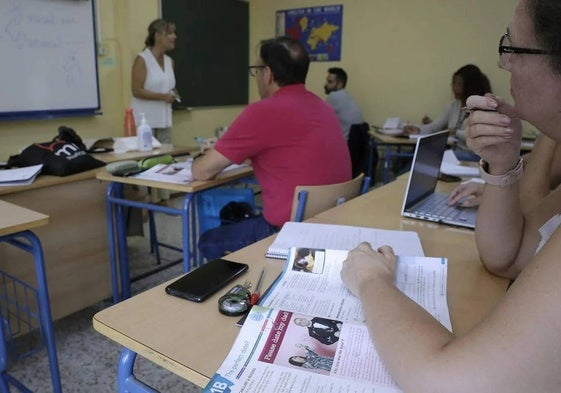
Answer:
[{"left": 165, "top": 259, "right": 249, "bottom": 302}]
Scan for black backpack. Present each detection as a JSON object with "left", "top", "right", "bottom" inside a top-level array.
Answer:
[
  {"left": 7, "top": 126, "right": 105, "bottom": 176},
  {"left": 219, "top": 201, "right": 256, "bottom": 226}
]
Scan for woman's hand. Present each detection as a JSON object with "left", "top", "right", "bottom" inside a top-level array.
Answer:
[
  {"left": 341, "top": 242, "right": 396, "bottom": 297},
  {"left": 164, "top": 93, "right": 177, "bottom": 103},
  {"left": 466, "top": 94, "right": 522, "bottom": 174},
  {"left": 448, "top": 181, "right": 484, "bottom": 207}
]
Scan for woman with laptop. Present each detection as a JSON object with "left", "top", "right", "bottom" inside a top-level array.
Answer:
[
  {"left": 402, "top": 64, "right": 491, "bottom": 136},
  {"left": 341, "top": 1, "right": 561, "bottom": 391}
]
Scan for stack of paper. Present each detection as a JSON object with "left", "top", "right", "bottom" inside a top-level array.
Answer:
[
  {"left": 440, "top": 149, "right": 479, "bottom": 177},
  {"left": 0, "top": 164, "right": 43, "bottom": 186}
]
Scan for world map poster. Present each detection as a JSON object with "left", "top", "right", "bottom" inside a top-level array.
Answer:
[{"left": 276, "top": 5, "right": 343, "bottom": 62}]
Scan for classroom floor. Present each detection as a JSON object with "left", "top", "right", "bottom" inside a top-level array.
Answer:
[{"left": 6, "top": 206, "right": 203, "bottom": 392}]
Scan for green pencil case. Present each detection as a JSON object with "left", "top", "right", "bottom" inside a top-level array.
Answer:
[
  {"left": 105, "top": 160, "right": 139, "bottom": 174},
  {"left": 138, "top": 154, "right": 175, "bottom": 169}
]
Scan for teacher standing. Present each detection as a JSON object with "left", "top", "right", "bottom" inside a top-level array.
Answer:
[{"left": 131, "top": 18, "right": 179, "bottom": 144}]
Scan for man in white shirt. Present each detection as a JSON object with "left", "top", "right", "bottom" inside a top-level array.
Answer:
[{"left": 324, "top": 67, "right": 364, "bottom": 142}]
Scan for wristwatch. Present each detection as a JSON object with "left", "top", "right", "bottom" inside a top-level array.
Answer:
[{"left": 478, "top": 157, "right": 524, "bottom": 187}]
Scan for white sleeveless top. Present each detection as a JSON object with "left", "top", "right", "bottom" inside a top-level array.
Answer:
[{"left": 130, "top": 48, "right": 175, "bottom": 128}]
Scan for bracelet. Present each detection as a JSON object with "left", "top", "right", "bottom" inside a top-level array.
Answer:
[{"left": 478, "top": 157, "right": 524, "bottom": 187}]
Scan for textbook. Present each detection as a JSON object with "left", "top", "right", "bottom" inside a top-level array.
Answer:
[
  {"left": 132, "top": 159, "right": 248, "bottom": 185},
  {"left": 266, "top": 222, "right": 425, "bottom": 260},
  {"left": 204, "top": 247, "right": 451, "bottom": 393}
]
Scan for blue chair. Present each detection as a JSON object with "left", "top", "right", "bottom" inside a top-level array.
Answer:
[{"left": 290, "top": 174, "right": 370, "bottom": 222}]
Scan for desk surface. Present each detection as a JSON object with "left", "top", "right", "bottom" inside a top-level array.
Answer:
[
  {"left": 0, "top": 200, "right": 49, "bottom": 236},
  {"left": 96, "top": 164, "right": 254, "bottom": 193},
  {"left": 0, "top": 144, "right": 197, "bottom": 196},
  {"left": 93, "top": 178, "right": 509, "bottom": 388},
  {"left": 370, "top": 130, "right": 417, "bottom": 145}
]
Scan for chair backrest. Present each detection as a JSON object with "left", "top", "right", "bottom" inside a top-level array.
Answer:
[
  {"left": 347, "top": 122, "right": 371, "bottom": 178},
  {"left": 290, "top": 173, "right": 370, "bottom": 222}
]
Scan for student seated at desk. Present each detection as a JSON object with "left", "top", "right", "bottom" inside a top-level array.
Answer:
[
  {"left": 192, "top": 36, "right": 351, "bottom": 260},
  {"left": 403, "top": 64, "right": 492, "bottom": 161},
  {"left": 341, "top": 2, "right": 561, "bottom": 391}
]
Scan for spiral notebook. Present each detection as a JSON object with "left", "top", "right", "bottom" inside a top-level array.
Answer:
[{"left": 265, "top": 222, "right": 424, "bottom": 260}]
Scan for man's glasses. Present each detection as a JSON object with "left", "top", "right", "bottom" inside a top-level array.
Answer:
[
  {"left": 498, "top": 33, "right": 556, "bottom": 67},
  {"left": 248, "top": 65, "right": 266, "bottom": 77}
]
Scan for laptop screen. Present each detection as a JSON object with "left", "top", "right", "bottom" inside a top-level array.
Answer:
[{"left": 403, "top": 130, "right": 449, "bottom": 209}]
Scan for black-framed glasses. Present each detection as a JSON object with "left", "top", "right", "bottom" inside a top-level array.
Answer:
[
  {"left": 498, "top": 33, "right": 554, "bottom": 67},
  {"left": 248, "top": 65, "right": 266, "bottom": 77}
]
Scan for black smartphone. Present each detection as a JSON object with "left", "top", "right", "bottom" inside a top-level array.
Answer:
[{"left": 165, "top": 259, "right": 249, "bottom": 302}]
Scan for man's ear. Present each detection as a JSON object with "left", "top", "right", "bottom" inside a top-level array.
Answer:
[{"left": 265, "top": 66, "right": 275, "bottom": 84}]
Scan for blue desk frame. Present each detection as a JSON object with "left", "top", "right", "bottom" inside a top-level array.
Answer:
[
  {"left": 0, "top": 231, "right": 62, "bottom": 393},
  {"left": 103, "top": 170, "right": 255, "bottom": 303},
  {"left": 105, "top": 182, "right": 196, "bottom": 303}
]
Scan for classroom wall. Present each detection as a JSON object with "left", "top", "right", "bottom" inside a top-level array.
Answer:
[
  {"left": 0, "top": 0, "right": 519, "bottom": 161},
  {"left": 250, "top": 0, "right": 517, "bottom": 129}
]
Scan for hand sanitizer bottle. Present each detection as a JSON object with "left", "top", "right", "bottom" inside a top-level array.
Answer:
[{"left": 136, "top": 113, "right": 153, "bottom": 151}]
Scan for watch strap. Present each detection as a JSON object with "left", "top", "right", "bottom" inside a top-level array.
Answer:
[{"left": 478, "top": 158, "right": 524, "bottom": 187}]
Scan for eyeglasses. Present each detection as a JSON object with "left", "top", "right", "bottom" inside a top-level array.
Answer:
[
  {"left": 498, "top": 33, "right": 556, "bottom": 67},
  {"left": 248, "top": 65, "right": 266, "bottom": 77}
]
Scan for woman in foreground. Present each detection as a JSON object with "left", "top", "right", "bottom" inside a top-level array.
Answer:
[{"left": 342, "top": 1, "right": 561, "bottom": 392}]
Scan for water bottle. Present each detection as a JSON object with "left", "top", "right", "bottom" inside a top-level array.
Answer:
[
  {"left": 124, "top": 108, "right": 136, "bottom": 137},
  {"left": 136, "top": 113, "right": 153, "bottom": 151}
]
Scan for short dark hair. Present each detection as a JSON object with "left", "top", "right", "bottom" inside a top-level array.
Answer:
[
  {"left": 453, "top": 64, "right": 492, "bottom": 102},
  {"left": 144, "top": 19, "right": 175, "bottom": 48},
  {"left": 258, "top": 36, "right": 309, "bottom": 86},
  {"left": 526, "top": 0, "right": 561, "bottom": 74},
  {"left": 328, "top": 67, "right": 348, "bottom": 88}
]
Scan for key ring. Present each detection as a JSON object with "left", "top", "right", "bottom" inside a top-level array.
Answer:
[{"left": 218, "top": 284, "right": 251, "bottom": 316}]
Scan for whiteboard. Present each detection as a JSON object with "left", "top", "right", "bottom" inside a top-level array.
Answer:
[{"left": 0, "top": 0, "right": 100, "bottom": 119}]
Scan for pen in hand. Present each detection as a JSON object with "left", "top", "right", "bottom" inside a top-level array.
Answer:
[{"left": 171, "top": 89, "right": 181, "bottom": 103}]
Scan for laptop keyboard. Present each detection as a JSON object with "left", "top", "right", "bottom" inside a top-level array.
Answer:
[{"left": 412, "top": 193, "right": 463, "bottom": 221}]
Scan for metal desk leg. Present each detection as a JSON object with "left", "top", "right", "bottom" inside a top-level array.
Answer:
[
  {"left": 117, "top": 348, "right": 158, "bottom": 393},
  {"left": 113, "top": 184, "right": 133, "bottom": 300},
  {"left": 181, "top": 194, "right": 194, "bottom": 271},
  {"left": 383, "top": 145, "right": 392, "bottom": 184},
  {"left": 3, "top": 232, "right": 62, "bottom": 393},
  {"left": 106, "top": 182, "right": 121, "bottom": 304}
]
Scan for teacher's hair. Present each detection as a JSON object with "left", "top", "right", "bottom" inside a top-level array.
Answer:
[
  {"left": 144, "top": 19, "right": 175, "bottom": 48},
  {"left": 258, "top": 36, "right": 310, "bottom": 86},
  {"left": 526, "top": 0, "right": 561, "bottom": 73}
]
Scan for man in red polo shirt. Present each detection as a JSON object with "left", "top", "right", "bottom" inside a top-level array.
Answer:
[{"left": 192, "top": 36, "right": 351, "bottom": 260}]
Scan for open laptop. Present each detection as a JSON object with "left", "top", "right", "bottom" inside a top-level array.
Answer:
[{"left": 401, "top": 130, "right": 477, "bottom": 229}]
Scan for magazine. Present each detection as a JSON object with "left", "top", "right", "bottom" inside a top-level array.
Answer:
[
  {"left": 204, "top": 247, "right": 451, "bottom": 393},
  {"left": 132, "top": 160, "right": 248, "bottom": 185}
]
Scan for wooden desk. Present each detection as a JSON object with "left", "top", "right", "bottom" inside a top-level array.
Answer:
[
  {"left": 0, "top": 145, "right": 196, "bottom": 321},
  {"left": 97, "top": 164, "right": 255, "bottom": 301},
  {"left": 0, "top": 201, "right": 61, "bottom": 392},
  {"left": 93, "top": 179, "right": 509, "bottom": 390}
]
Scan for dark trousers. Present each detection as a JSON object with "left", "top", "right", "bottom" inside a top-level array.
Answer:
[{"left": 198, "top": 215, "right": 279, "bottom": 261}]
